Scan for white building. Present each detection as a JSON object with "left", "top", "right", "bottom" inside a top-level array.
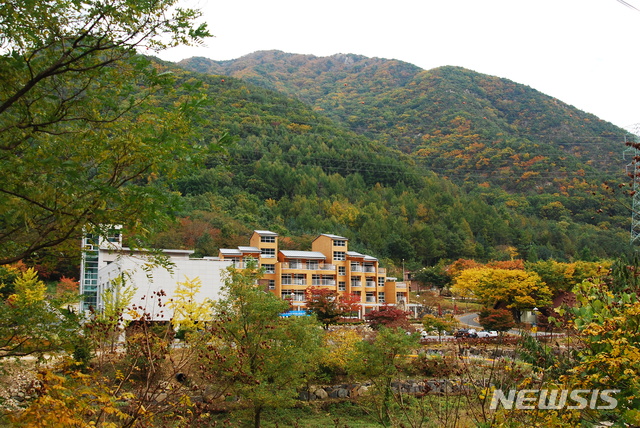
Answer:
[{"left": 79, "top": 229, "right": 230, "bottom": 321}]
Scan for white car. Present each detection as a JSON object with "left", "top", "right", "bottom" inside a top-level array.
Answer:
[{"left": 476, "top": 330, "right": 498, "bottom": 338}]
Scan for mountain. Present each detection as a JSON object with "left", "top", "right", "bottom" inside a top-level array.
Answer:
[
  {"left": 179, "top": 51, "right": 627, "bottom": 193},
  {"left": 142, "top": 56, "right": 630, "bottom": 267}
]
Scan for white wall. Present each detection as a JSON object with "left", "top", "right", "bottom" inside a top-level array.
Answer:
[{"left": 98, "top": 255, "right": 232, "bottom": 321}]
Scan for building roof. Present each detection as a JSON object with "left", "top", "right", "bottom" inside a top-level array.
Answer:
[
  {"left": 347, "top": 251, "right": 378, "bottom": 261},
  {"left": 238, "top": 246, "right": 261, "bottom": 253},
  {"left": 219, "top": 248, "right": 242, "bottom": 256},
  {"left": 280, "top": 250, "right": 327, "bottom": 260},
  {"left": 320, "top": 233, "right": 348, "bottom": 240},
  {"left": 254, "top": 230, "right": 278, "bottom": 236}
]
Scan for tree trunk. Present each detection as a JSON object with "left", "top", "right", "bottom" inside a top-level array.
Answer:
[{"left": 254, "top": 405, "right": 263, "bottom": 428}]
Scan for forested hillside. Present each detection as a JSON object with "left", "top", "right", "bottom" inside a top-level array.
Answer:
[
  {"left": 179, "top": 51, "right": 625, "bottom": 186},
  {"left": 143, "top": 58, "right": 630, "bottom": 269}
]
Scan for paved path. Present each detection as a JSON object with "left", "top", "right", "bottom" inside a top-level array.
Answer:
[{"left": 456, "top": 312, "right": 481, "bottom": 328}]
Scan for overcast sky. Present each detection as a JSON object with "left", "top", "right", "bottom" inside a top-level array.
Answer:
[{"left": 159, "top": 0, "right": 640, "bottom": 130}]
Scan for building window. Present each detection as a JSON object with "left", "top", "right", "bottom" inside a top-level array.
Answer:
[
  {"left": 261, "top": 248, "right": 275, "bottom": 258},
  {"left": 262, "top": 264, "right": 275, "bottom": 274},
  {"left": 338, "top": 281, "right": 346, "bottom": 291},
  {"left": 378, "top": 292, "right": 385, "bottom": 303},
  {"left": 312, "top": 274, "right": 321, "bottom": 285},
  {"left": 366, "top": 292, "right": 375, "bottom": 303},
  {"left": 333, "top": 251, "right": 346, "bottom": 261},
  {"left": 268, "top": 280, "right": 275, "bottom": 290},
  {"left": 338, "top": 266, "right": 346, "bottom": 276},
  {"left": 261, "top": 235, "right": 276, "bottom": 243},
  {"left": 378, "top": 277, "right": 385, "bottom": 287},
  {"left": 282, "top": 290, "right": 305, "bottom": 301},
  {"left": 333, "top": 240, "right": 346, "bottom": 247},
  {"left": 281, "top": 274, "right": 292, "bottom": 285},
  {"left": 306, "top": 260, "right": 319, "bottom": 270}
]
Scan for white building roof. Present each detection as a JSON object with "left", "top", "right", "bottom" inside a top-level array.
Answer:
[
  {"left": 238, "top": 246, "right": 261, "bottom": 253},
  {"left": 219, "top": 248, "right": 242, "bottom": 256},
  {"left": 347, "top": 251, "right": 378, "bottom": 261},
  {"left": 255, "top": 230, "right": 278, "bottom": 236},
  {"left": 280, "top": 250, "right": 327, "bottom": 260},
  {"left": 321, "top": 233, "right": 348, "bottom": 240}
]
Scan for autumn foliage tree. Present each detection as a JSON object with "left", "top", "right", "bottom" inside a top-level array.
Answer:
[
  {"left": 305, "top": 287, "right": 360, "bottom": 329},
  {"left": 365, "top": 305, "right": 412, "bottom": 331},
  {"left": 478, "top": 307, "right": 516, "bottom": 332},
  {"left": 451, "top": 267, "right": 552, "bottom": 320}
]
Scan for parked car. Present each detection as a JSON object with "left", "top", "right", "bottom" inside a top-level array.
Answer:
[
  {"left": 476, "top": 330, "right": 498, "bottom": 338},
  {"left": 454, "top": 328, "right": 477, "bottom": 338}
]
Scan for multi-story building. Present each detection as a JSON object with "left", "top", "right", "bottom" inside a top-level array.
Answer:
[{"left": 219, "top": 230, "right": 408, "bottom": 317}]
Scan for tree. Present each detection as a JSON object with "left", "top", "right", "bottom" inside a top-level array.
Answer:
[
  {"left": 568, "top": 277, "right": 640, "bottom": 426},
  {"left": 166, "top": 276, "right": 212, "bottom": 337},
  {"left": 197, "top": 264, "right": 323, "bottom": 428},
  {"left": 450, "top": 267, "right": 552, "bottom": 320},
  {"left": 0, "top": 268, "right": 79, "bottom": 359},
  {"left": 0, "top": 0, "right": 211, "bottom": 265},
  {"left": 347, "top": 327, "right": 419, "bottom": 427},
  {"left": 478, "top": 307, "right": 515, "bottom": 332},
  {"left": 304, "top": 286, "right": 360, "bottom": 329},
  {"left": 365, "top": 305, "right": 411, "bottom": 331},
  {"left": 421, "top": 314, "right": 459, "bottom": 341}
]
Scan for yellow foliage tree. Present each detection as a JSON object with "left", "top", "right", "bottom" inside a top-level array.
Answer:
[
  {"left": 11, "top": 268, "right": 46, "bottom": 306},
  {"left": 451, "top": 267, "right": 552, "bottom": 314},
  {"left": 167, "top": 276, "right": 212, "bottom": 333}
]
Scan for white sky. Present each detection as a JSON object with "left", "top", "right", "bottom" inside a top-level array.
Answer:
[{"left": 159, "top": 0, "right": 640, "bottom": 130}]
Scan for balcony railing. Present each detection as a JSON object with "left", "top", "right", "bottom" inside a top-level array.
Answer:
[
  {"left": 395, "top": 282, "right": 407, "bottom": 288},
  {"left": 366, "top": 281, "right": 376, "bottom": 287},
  {"left": 365, "top": 297, "right": 376, "bottom": 303},
  {"left": 283, "top": 262, "right": 336, "bottom": 271},
  {"left": 351, "top": 281, "right": 362, "bottom": 287},
  {"left": 312, "top": 279, "right": 336, "bottom": 286},
  {"left": 281, "top": 279, "right": 307, "bottom": 286},
  {"left": 350, "top": 266, "right": 364, "bottom": 272},
  {"left": 364, "top": 266, "right": 376, "bottom": 273}
]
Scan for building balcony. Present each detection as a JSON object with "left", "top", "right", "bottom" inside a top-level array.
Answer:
[
  {"left": 312, "top": 279, "right": 336, "bottom": 286},
  {"left": 351, "top": 281, "right": 362, "bottom": 287},
  {"left": 350, "top": 266, "right": 364, "bottom": 272},
  {"left": 365, "top": 281, "right": 376, "bottom": 287},
  {"left": 284, "top": 262, "right": 336, "bottom": 271},
  {"left": 281, "top": 279, "right": 307, "bottom": 286},
  {"left": 395, "top": 282, "right": 407, "bottom": 288},
  {"left": 364, "top": 267, "right": 376, "bottom": 273}
]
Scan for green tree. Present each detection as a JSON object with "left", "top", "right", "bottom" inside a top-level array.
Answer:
[
  {"left": 198, "top": 264, "right": 323, "bottom": 428},
  {"left": 0, "top": 268, "right": 79, "bottom": 359},
  {"left": 421, "top": 314, "right": 459, "bottom": 341},
  {"left": 0, "top": 0, "right": 211, "bottom": 265},
  {"left": 347, "top": 327, "right": 419, "bottom": 427}
]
